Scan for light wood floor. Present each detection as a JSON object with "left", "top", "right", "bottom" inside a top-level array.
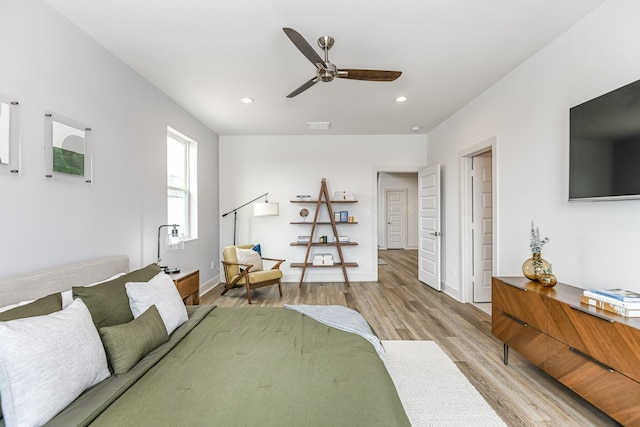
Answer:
[{"left": 202, "top": 250, "right": 620, "bottom": 427}]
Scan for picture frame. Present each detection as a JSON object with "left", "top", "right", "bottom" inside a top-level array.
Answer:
[
  {"left": 44, "top": 111, "right": 93, "bottom": 185},
  {"left": 0, "top": 93, "right": 20, "bottom": 176}
]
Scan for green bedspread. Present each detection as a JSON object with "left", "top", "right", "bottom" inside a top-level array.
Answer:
[{"left": 49, "top": 306, "right": 410, "bottom": 426}]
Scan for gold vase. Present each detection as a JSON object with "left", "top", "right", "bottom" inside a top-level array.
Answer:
[
  {"left": 538, "top": 272, "right": 557, "bottom": 287},
  {"left": 522, "top": 253, "right": 550, "bottom": 280}
]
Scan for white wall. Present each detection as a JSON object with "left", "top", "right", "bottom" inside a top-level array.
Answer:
[
  {"left": 219, "top": 135, "right": 427, "bottom": 282},
  {"left": 427, "top": 0, "right": 640, "bottom": 300},
  {"left": 0, "top": 1, "right": 220, "bottom": 287},
  {"left": 377, "top": 173, "right": 418, "bottom": 249}
]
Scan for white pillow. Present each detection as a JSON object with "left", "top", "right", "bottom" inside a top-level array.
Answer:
[
  {"left": 0, "top": 298, "right": 110, "bottom": 427},
  {"left": 125, "top": 272, "right": 188, "bottom": 335},
  {"left": 235, "top": 248, "right": 263, "bottom": 272}
]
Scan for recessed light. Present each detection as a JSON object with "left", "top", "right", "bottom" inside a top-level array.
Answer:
[
  {"left": 411, "top": 126, "right": 421, "bottom": 132},
  {"left": 241, "top": 97, "right": 255, "bottom": 104},
  {"left": 395, "top": 96, "right": 407, "bottom": 103}
]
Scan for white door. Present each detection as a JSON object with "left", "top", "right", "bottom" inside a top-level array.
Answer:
[
  {"left": 418, "top": 165, "right": 441, "bottom": 290},
  {"left": 386, "top": 190, "right": 406, "bottom": 249},
  {"left": 472, "top": 153, "right": 493, "bottom": 302}
]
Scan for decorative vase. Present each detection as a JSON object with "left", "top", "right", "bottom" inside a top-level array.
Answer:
[
  {"left": 538, "top": 272, "right": 557, "bottom": 287},
  {"left": 522, "top": 253, "right": 550, "bottom": 280}
]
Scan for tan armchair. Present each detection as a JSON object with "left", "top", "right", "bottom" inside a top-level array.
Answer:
[{"left": 220, "top": 244, "right": 284, "bottom": 304}]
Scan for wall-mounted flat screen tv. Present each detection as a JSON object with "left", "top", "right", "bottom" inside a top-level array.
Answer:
[{"left": 569, "top": 78, "right": 640, "bottom": 201}]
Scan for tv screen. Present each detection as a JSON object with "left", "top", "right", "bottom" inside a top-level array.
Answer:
[{"left": 569, "top": 78, "right": 640, "bottom": 201}]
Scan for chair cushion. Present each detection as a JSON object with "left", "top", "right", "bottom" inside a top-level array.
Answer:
[{"left": 232, "top": 268, "right": 282, "bottom": 285}]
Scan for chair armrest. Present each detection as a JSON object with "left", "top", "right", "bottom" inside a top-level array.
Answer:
[
  {"left": 220, "top": 261, "right": 254, "bottom": 285},
  {"left": 261, "top": 257, "right": 285, "bottom": 270}
]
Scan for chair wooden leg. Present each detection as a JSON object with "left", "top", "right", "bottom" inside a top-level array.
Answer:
[
  {"left": 277, "top": 280, "right": 283, "bottom": 297},
  {"left": 245, "top": 284, "right": 252, "bottom": 304}
]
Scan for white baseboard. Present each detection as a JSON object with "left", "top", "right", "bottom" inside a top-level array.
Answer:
[{"left": 200, "top": 274, "right": 220, "bottom": 297}]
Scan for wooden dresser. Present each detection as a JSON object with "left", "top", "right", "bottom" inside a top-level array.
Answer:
[{"left": 492, "top": 276, "right": 640, "bottom": 426}]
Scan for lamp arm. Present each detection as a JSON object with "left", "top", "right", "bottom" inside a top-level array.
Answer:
[
  {"left": 157, "top": 224, "right": 179, "bottom": 264},
  {"left": 221, "top": 192, "right": 269, "bottom": 217}
]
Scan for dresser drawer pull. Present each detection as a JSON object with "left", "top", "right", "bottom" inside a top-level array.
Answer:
[
  {"left": 569, "top": 347, "right": 615, "bottom": 373},
  {"left": 504, "top": 312, "right": 528, "bottom": 327},
  {"left": 569, "top": 305, "right": 615, "bottom": 323}
]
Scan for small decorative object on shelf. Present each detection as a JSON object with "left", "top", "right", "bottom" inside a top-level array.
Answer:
[
  {"left": 522, "top": 220, "right": 551, "bottom": 280},
  {"left": 334, "top": 191, "right": 356, "bottom": 201},
  {"left": 538, "top": 266, "right": 557, "bottom": 287},
  {"left": 299, "top": 208, "right": 309, "bottom": 222}
]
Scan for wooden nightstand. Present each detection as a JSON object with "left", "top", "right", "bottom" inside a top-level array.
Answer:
[{"left": 169, "top": 269, "right": 200, "bottom": 305}]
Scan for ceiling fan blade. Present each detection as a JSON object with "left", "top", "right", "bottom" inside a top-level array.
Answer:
[
  {"left": 283, "top": 27, "right": 327, "bottom": 68},
  {"left": 287, "top": 77, "right": 319, "bottom": 98},
  {"left": 337, "top": 69, "right": 402, "bottom": 82}
]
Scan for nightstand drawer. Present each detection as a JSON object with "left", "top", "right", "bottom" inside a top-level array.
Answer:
[{"left": 171, "top": 270, "right": 200, "bottom": 305}]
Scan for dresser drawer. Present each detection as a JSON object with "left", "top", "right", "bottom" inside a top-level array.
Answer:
[
  {"left": 547, "top": 336, "right": 640, "bottom": 426},
  {"left": 492, "top": 278, "right": 547, "bottom": 333},
  {"left": 547, "top": 298, "right": 640, "bottom": 382},
  {"left": 492, "top": 307, "right": 547, "bottom": 369}
]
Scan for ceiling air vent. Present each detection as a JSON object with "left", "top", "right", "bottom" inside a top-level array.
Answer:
[{"left": 307, "top": 121, "right": 331, "bottom": 131}]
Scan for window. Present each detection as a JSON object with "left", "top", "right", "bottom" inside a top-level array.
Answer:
[{"left": 167, "top": 127, "right": 198, "bottom": 239}]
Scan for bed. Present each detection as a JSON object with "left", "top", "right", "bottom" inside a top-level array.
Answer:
[{"left": 0, "top": 257, "right": 410, "bottom": 427}]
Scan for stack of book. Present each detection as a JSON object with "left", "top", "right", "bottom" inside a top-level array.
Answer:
[
  {"left": 312, "top": 254, "right": 334, "bottom": 266},
  {"left": 581, "top": 288, "right": 640, "bottom": 317}
]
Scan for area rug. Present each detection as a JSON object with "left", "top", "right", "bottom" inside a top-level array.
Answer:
[{"left": 382, "top": 340, "right": 506, "bottom": 426}]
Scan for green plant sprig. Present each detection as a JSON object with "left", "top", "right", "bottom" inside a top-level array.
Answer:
[{"left": 529, "top": 220, "right": 549, "bottom": 254}]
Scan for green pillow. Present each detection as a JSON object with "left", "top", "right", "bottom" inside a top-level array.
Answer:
[
  {"left": 99, "top": 305, "right": 169, "bottom": 374},
  {"left": 73, "top": 264, "right": 161, "bottom": 329},
  {"left": 0, "top": 293, "right": 62, "bottom": 322}
]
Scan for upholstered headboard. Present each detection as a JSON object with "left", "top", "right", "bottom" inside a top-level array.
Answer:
[{"left": 0, "top": 256, "right": 129, "bottom": 307}]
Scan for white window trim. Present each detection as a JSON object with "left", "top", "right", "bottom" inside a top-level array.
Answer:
[{"left": 167, "top": 126, "right": 198, "bottom": 241}]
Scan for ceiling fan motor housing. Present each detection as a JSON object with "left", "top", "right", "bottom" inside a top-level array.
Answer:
[{"left": 318, "top": 62, "right": 337, "bottom": 82}]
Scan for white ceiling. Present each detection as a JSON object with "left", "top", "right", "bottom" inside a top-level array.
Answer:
[{"left": 45, "top": 0, "right": 606, "bottom": 136}]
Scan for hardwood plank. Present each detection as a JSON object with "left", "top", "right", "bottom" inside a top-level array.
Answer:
[{"left": 202, "top": 249, "right": 620, "bottom": 426}]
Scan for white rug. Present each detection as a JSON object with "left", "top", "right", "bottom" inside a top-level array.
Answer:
[{"left": 382, "top": 340, "right": 506, "bottom": 427}]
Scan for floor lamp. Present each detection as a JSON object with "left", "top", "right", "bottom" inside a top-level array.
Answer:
[{"left": 222, "top": 192, "right": 279, "bottom": 244}]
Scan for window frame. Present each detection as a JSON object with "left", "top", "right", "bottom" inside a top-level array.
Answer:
[{"left": 167, "top": 127, "right": 198, "bottom": 240}]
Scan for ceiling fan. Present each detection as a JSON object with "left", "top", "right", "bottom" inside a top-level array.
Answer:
[{"left": 282, "top": 27, "right": 402, "bottom": 98}]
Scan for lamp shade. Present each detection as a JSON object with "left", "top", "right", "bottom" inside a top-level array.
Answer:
[{"left": 254, "top": 202, "right": 279, "bottom": 216}]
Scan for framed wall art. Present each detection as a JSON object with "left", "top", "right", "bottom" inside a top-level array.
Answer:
[
  {"left": 0, "top": 93, "right": 20, "bottom": 176},
  {"left": 44, "top": 111, "right": 92, "bottom": 185}
]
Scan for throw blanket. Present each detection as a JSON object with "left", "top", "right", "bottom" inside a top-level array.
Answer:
[{"left": 285, "top": 304, "right": 385, "bottom": 359}]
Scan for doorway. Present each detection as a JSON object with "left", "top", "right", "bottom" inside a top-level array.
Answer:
[
  {"left": 376, "top": 171, "right": 419, "bottom": 280},
  {"left": 461, "top": 139, "right": 496, "bottom": 305}
]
